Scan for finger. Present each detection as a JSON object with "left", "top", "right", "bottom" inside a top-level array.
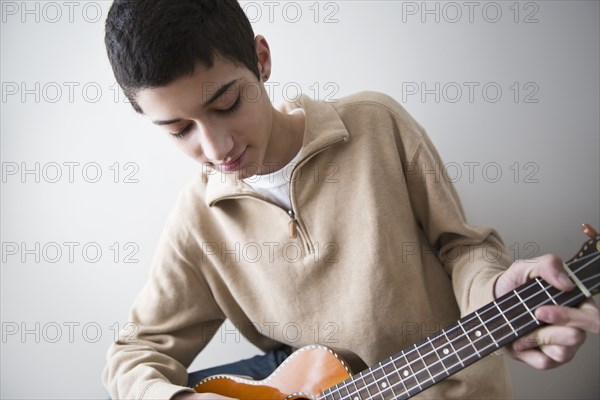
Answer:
[
  {"left": 512, "top": 325, "right": 586, "bottom": 351},
  {"left": 507, "top": 346, "right": 559, "bottom": 369},
  {"left": 495, "top": 254, "right": 574, "bottom": 298},
  {"left": 539, "top": 343, "right": 580, "bottom": 364},
  {"left": 535, "top": 301, "right": 600, "bottom": 333},
  {"left": 533, "top": 254, "right": 575, "bottom": 292}
]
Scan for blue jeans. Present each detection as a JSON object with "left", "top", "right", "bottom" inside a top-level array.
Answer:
[
  {"left": 107, "top": 346, "right": 294, "bottom": 399},
  {"left": 187, "top": 345, "right": 294, "bottom": 387}
]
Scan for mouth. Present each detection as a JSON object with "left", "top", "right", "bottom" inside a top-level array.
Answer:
[{"left": 218, "top": 148, "right": 247, "bottom": 172}]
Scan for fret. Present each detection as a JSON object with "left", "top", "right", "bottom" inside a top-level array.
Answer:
[
  {"left": 441, "top": 328, "right": 464, "bottom": 367},
  {"left": 445, "top": 322, "right": 481, "bottom": 365},
  {"left": 347, "top": 375, "right": 362, "bottom": 400},
  {"left": 493, "top": 299, "right": 518, "bottom": 338},
  {"left": 319, "top": 388, "right": 333, "bottom": 400},
  {"left": 456, "top": 319, "right": 481, "bottom": 358},
  {"left": 535, "top": 277, "right": 558, "bottom": 305},
  {"left": 399, "top": 350, "right": 422, "bottom": 391},
  {"left": 478, "top": 303, "right": 513, "bottom": 346},
  {"left": 338, "top": 381, "right": 352, "bottom": 400},
  {"left": 429, "top": 331, "right": 461, "bottom": 376},
  {"left": 361, "top": 366, "right": 385, "bottom": 400},
  {"left": 500, "top": 291, "right": 537, "bottom": 335},
  {"left": 415, "top": 340, "right": 446, "bottom": 380},
  {"left": 413, "top": 344, "right": 434, "bottom": 382},
  {"left": 380, "top": 365, "right": 398, "bottom": 400},
  {"left": 373, "top": 362, "right": 394, "bottom": 400},
  {"left": 427, "top": 336, "right": 450, "bottom": 377},
  {"left": 513, "top": 289, "right": 540, "bottom": 326},
  {"left": 330, "top": 384, "right": 342, "bottom": 400},
  {"left": 403, "top": 346, "right": 432, "bottom": 388},
  {"left": 463, "top": 313, "right": 496, "bottom": 355},
  {"left": 474, "top": 310, "right": 499, "bottom": 348},
  {"left": 389, "top": 356, "right": 412, "bottom": 397},
  {"left": 380, "top": 358, "right": 405, "bottom": 398},
  {"left": 356, "top": 370, "right": 375, "bottom": 400},
  {"left": 521, "top": 281, "right": 554, "bottom": 309},
  {"left": 553, "top": 282, "right": 586, "bottom": 307},
  {"left": 546, "top": 283, "right": 579, "bottom": 307}
]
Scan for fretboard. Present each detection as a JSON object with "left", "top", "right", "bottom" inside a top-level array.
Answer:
[{"left": 319, "top": 251, "right": 599, "bottom": 400}]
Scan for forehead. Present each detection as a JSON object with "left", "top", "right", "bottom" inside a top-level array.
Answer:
[{"left": 135, "top": 57, "right": 248, "bottom": 118}]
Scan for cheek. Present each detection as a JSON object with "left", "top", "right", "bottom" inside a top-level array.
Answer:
[
  {"left": 172, "top": 136, "right": 204, "bottom": 161},
  {"left": 239, "top": 103, "right": 270, "bottom": 140}
]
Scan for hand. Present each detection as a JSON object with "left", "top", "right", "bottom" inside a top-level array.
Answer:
[
  {"left": 494, "top": 253, "right": 600, "bottom": 369},
  {"left": 172, "top": 391, "right": 237, "bottom": 400}
]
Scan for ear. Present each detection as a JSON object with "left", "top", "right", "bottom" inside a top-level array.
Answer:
[{"left": 254, "top": 35, "right": 272, "bottom": 82}]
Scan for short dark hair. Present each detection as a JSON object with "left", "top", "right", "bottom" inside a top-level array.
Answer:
[{"left": 104, "top": 0, "right": 260, "bottom": 113}]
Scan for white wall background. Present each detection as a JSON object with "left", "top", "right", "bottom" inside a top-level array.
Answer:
[{"left": 1, "top": 1, "right": 598, "bottom": 399}]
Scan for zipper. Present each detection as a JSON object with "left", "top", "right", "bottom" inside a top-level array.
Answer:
[
  {"left": 211, "top": 193, "right": 312, "bottom": 253},
  {"left": 288, "top": 210, "right": 299, "bottom": 239},
  {"left": 210, "top": 135, "right": 349, "bottom": 256},
  {"left": 286, "top": 136, "right": 348, "bottom": 253}
]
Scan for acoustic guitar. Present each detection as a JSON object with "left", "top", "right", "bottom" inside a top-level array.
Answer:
[{"left": 194, "top": 224, "right": 600, "bottom": 400}]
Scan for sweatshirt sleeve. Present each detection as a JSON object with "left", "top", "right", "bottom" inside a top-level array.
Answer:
[
  {"left": 102, "top": 190, "right": 226, "bottom": 400},
  {"left": 399, "top": 108, "right": 513, "bottom": 315}
]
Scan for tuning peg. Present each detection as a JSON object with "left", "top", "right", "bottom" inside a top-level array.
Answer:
[{"left": 582, "top": 223, "right": 598, "bottom": 238}]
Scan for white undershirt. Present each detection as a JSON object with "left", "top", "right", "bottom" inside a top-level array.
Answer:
[{"left": 243, "top": 108, "right": 305, "bottom": 210}]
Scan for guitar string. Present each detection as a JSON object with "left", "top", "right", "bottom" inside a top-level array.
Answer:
[
  {"left": 329, "top": 256, "right": 600, "bottom": 400},
  {"left": 343, "top": 263, "right": 600, "bottom": 400},
  {"left": 322, "top": 252, "right": 599, "bottom": 400},
  {"left": 324, "top": 251, "right": 600, "bottom": 399},
  {"left": 323, "top": 253, "right": 599, "bottom": 400},
  {"left": 331, "top": 269, "right": 600, "bottom": 400}
]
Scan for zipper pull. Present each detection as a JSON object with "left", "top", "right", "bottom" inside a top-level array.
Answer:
[{"left": 288, "top": 210, "right": 298, "bottom": 239}]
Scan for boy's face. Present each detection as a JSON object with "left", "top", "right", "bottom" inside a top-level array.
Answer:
[{"left": 135, "top": 55, "right": 274, "bottom": 179}]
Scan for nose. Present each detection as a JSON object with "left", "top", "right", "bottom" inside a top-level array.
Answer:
[{"left": 197, "top": 123, "right": 234, "bottom": 163}]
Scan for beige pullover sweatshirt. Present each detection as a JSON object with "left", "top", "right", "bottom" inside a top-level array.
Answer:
[{"left": 103, "top": 91, "right": 512, "bottom": 399}]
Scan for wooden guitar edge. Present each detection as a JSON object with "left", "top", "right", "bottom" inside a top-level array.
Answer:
[{"left": 193, "top": 344, "right": 368, "bottom": 399}]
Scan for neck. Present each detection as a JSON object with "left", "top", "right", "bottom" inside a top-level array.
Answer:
[{"left": 261, "top": 105, "right": 305, "bottom": 175}]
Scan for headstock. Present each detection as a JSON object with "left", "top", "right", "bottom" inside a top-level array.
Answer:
[{"left": 565, "top": 224, "right": 600, "bottom": 297}]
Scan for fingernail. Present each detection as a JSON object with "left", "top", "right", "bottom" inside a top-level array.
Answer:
[
  {"left": 513, "top": 341, "right": 523, "bottom": 351},
  {"left": 514, "top": 340, "right": 529, "bottom": 351},
  {"left": 559, "top": 273, "right": 574, "bottom": 288},
  {"left": 536, "top": 308, "right": 551, "bottom": 322}
]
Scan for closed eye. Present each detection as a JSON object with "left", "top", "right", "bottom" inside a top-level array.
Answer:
[
  {"left": 169, "top": 95, "right": 241, "bottom": 140},
  {"left": 170, "top": 124, "right": 193, "bottom": 140},
  {"left": 215, "top": 95, "right": 241, "bottom": 115}
]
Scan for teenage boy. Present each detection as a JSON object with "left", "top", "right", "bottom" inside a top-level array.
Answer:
[{"left": 102, "top": 1, "right": 599, "bottom": 399}]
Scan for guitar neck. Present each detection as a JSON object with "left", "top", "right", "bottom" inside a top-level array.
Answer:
[{"left": 320, "top": 250, "right": 600, "bottom": 400}]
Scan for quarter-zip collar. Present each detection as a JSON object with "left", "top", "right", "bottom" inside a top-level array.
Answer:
[{"left": 205, "top": 95, "right": 349, "bottom": 207}]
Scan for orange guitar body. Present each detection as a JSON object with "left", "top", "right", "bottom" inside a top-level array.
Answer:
[{"left": 193, "top": 345, "right": 364, "bottom": 400}]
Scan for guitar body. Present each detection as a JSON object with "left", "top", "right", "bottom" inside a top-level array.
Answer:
[{"left": 193, "top": 345, "right": 364, "bottom": 400}]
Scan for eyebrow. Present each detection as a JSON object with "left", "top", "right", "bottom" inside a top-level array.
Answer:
[{"left": 152, "top": 78, "right": 241, "bottom": 126}]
